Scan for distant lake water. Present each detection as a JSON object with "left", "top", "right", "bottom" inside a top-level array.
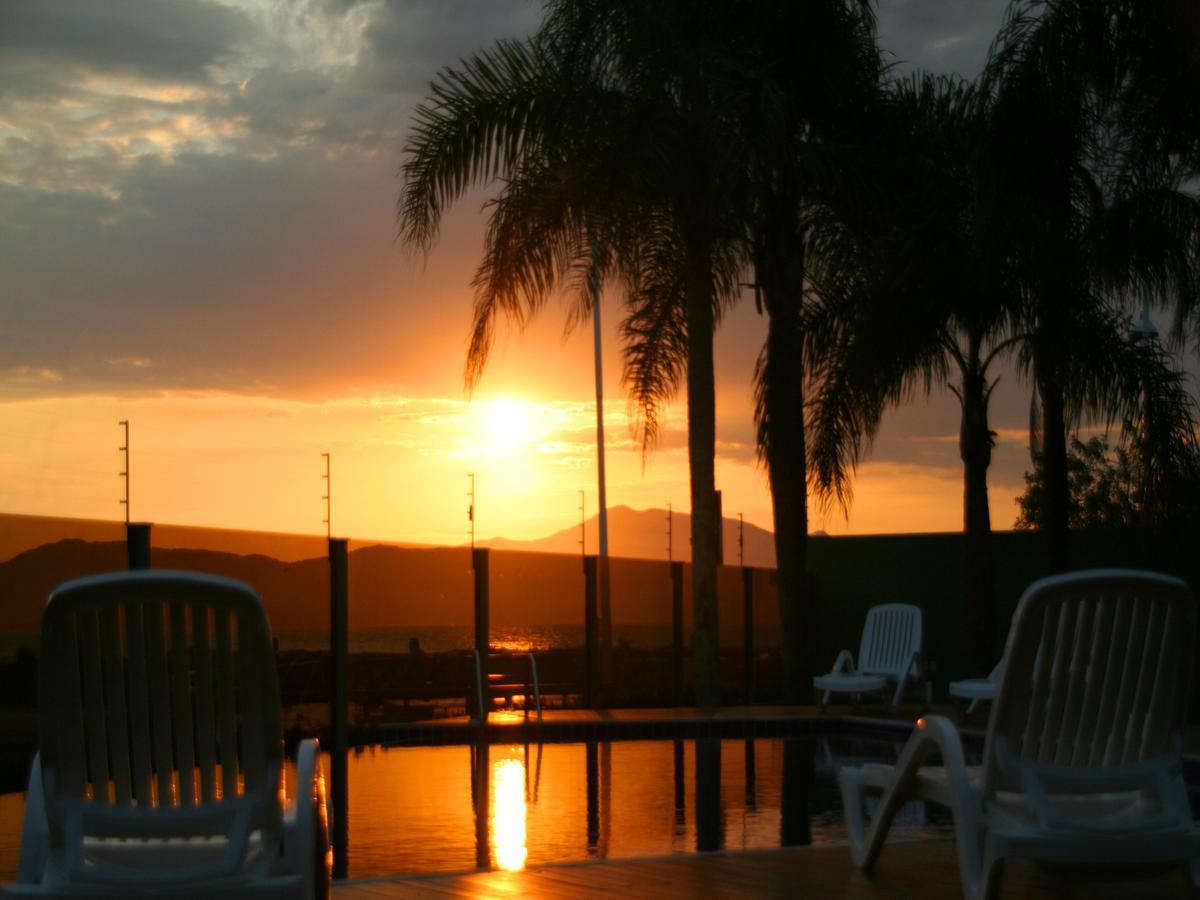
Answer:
[{"left": 0, "top": 624, "right": 773, "bottom": 661}]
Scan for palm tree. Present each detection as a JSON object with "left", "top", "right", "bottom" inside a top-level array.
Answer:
[
  {"left": 985, "top": 0, "right": 1200, "bottom": 571},
  {"left": 398, "top": 1, "right": 751, "bottom": 706},
  {"left": 799, "top": 73, "right": 1018, "bottom": 666},
  {"left": 736, "top": 1, "right": 882, "bottom": 700}
]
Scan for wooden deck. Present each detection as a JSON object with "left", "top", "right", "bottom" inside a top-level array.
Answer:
[
  {"left": 346, "top": 705, "right": 1200, "bottom": 897},
  {"left": 331, "top": 841, "right": 1196, "bottom": 898}
]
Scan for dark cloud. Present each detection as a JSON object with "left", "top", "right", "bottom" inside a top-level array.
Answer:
[
  {"left": 0, "top": 0, "right": 251, "bottom": 83},
  {"left": 358, "top": 0, "right": 540, "bottom": 94},
  {"left": 0, "top": 0, "right": 1023, "bottom": 412},
  {"left": 876, "top": 0, "right": 1010, "bottom": 77}
]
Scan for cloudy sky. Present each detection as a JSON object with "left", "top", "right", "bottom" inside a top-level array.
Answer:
[{"left": 0, "top": 0, "right": 1058, "bottom": 547}]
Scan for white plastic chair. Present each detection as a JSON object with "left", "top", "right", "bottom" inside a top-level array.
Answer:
[
  {"left": 13, "top": 570, "right": 330, "bottom": 898},
  {"left": 839, "top": 569, "right": 1200, "bottom": 900},
  {"left": 949, "top": 660, "right": 1002, "bottom": 716},
  {"left": 814, "top": 603, "right": 923, "bottom": 710}
]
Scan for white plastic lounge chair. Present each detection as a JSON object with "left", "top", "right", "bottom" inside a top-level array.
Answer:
[
  {"left": 949, "top": 660, "right": 1002, "bottom": 716},
  {"left": 814, "top": 603, "right": 923, "bottom": 710},
  {"left": 13, "top": 570, "right": 330, "bottom": 898},
  {"left": 839, "top": 569, "right": 1200, "bottom": 900}
]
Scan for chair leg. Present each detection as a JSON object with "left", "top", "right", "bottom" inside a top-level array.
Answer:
[{"left": 966, "top": 839, "right": 1004, "bottom": 900}]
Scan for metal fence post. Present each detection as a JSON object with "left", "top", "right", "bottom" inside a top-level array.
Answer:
[
  {"left": 584, "top": 555, "right": 598, "bottom": 708},
  {"left": 472, "top": 548, "right": 489, "bottom": 718},
  {"left": 671, "top": 561, "right": 685, "bottom": 705},
  {"left": 328, "top": 537, "right": 349, "bottom": 880},
  {"left": 126, "top": 522, "right": 151, "bottom": 570},
  {"left": 743, "top": 565, "right": 755, "bottom": 704}
]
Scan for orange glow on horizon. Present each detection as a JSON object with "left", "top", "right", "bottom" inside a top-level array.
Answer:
[{"left": 0, "top": 385, "right": 1029, "bottom": 553}]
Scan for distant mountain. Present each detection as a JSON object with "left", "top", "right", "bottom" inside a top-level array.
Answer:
[
  {"left": 0, "top": 512, "right": 337, "bottom": 564},
  {"left": 0, "top": 538, "right": 734, "bottom": 635},
  {"left": 483, "top": 504, "right": 777, "bottom": 567}
]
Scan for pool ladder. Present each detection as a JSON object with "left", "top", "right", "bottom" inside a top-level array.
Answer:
[{"left": 472, "top": 649, "right": 543, "bottom": 724}]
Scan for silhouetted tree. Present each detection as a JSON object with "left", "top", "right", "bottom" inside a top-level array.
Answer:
[
  {"left": 737, "top": 2, "right": 882, "bottom": 701},
  {"left": 398, "top": 2, "right": 753, "bottom": 706},
  {"left": 801, "top": 74, "right": 1018, "bottom": 666},
  {"left": 1015, "top": 334, "right": 1200, "bottom": 539},
  {"left": 986, "top": 0, "right": 1200, "bottom": 571}
]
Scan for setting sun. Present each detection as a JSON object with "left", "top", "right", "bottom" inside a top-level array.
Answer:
[{"left": 483, "top": 399, "right": 537, "bottom": 454}]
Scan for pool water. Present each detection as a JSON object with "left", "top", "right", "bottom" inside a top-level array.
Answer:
[
  {"left": 337, "top": 734, "right": 953, "bottom": 878},
  {"left": 0, "top": 735, "right": 956, "bottom": 881}
]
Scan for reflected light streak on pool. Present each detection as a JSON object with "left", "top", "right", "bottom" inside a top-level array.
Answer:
[{"left": 490, "top": 755, "right": 528, "bottom": 871}]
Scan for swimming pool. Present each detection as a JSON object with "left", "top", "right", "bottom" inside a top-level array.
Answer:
[
  {"left": 0, "top": 732, "right": 956, "bottom": 881},
  {"left": 328, "top": 732, "right": 956, "bottom": 878}
]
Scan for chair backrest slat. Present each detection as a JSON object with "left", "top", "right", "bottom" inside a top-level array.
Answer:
[
  {"left": 214, "top": 609, "right": 239, "bottom": 801},
  {"left": 1071, "top": 596, "right": 1114, "bottom": 767},
  {"left": 51, "top": 619, "right": 87, "bottom": 798},
  {"left": 237, "top": 612, "right": 266, "bottom": 793},
  {"left": 1053, "top": 598, "right": 1093, "bottom": 766},
  {"left": 98, "top": 605, "right": 132, "bottom": 805},
  {"left": 1142, "top": 600, "right": 1183, "bottom": 759},
  {"left": 1091, "top": 594, "right": 1133, "bottom": 766},
  {"left": 169, "top": 603, "right": 197, "bottom": 805},
  {"left": 859, "top": 604, "right": 922, "bottom": 676},
  {"left": 1038, "top": 600, "right": 1078, "bottom": 763},
  {"left": 193, "top": 607, "right": 218, "bottom": 804},
  {"left": 77, "top": 609, "right": 111, "bottom": 802},
  {"left": 144, "top": 600, "right": 174, "bottom": 804},
  {"left": 123, "top": 601, "right": 154, "bottom": 804},
  {"left": 985, "top": 570, "right": 1194, "bottom": 797}
]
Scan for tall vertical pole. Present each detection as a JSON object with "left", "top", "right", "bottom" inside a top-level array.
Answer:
[
  {"left": 671, "top": 560, "right": 685, "bottom": 705},
  {"left": 738, "top": 513, "right": 744, "bottom": 568},
  {"left": 118, "top": 420, "right": 130, "bottom": 524},
  {"left": 328, "top": 537, "right": 349, "bottom": 879},
  {"left": 740, "top": 507, "right": 749, "bottom": 701},
  {"left": 592, "top": 286, "right": 612, "bottom": 696},
  {"left": 583, "top": 555, "right": 598, "bottom": 708},
  {"left": 321, "top": 453, "right": 331, "bottom": 539},
  {"left": 468, "top": 473, "right": 476, "bottom": 554},
  {"left": 579, "top": 490, "right": 586, "bottom": 563},
  {"left": 472, "top": 547, "right": 489, "bottom": 716},
  {"left": 714, "top": 489, "right": 724, "bottom": 566},
  {"left": 592, "top": 293, "right": 610, "bottom": 567},
  {"left": 666, "top": 502, "right": 673, "bottom": 562},
  {"left": 126, "top": 523, "right": 152, "bottom": 570}
]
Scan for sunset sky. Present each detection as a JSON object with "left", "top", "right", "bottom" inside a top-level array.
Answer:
[{"left": 0, "top": 0, "right": 1106, "bottom": 548}]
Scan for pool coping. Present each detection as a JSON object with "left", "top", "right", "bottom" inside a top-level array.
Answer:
[
  {"left": 375, "top": 710, "right": 1200, "bottom": 786},
  {"left": 376, "top": 710, "right": 976, "bottom": 748}
]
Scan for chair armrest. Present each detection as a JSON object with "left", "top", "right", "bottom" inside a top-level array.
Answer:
[
  {"left": 283, "top": 737, "right": 330, "bottom": 886},
  {"left": 17, "top": 754, "right": 48, "bottom": 884},
  {"left": 840, "top": 714, "right": 981, "bottom": 870},
  {"left": 831, "top": 650, "right": 855, "bottom": 674},
  {"left": 889, "top": 651, "right": 922, "bottom": 708}
]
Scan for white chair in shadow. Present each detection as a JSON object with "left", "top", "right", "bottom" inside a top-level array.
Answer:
[
  {"left": 839, "top": 569, "right": 1200, "bottom": 900},
  {"left": 13, "top": 570, "right": 330, "bottom": 898},
  {"left": 814, "top": 604, "right": 924, "bottom": 710},
  {"left": 949, "top": 660, "right": 1002, "bottom": 717}
]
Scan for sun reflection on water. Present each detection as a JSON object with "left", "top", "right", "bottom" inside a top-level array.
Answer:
[{"left": 490, "top": 755, "right": 527, "bottom": 871}]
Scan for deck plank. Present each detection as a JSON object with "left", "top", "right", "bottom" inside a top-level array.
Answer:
[{"left": 332, "top": 841, "right": 1197, "bottom": 899}]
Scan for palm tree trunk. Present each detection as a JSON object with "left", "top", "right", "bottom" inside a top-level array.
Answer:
[
  {"left": 958, "top": 340, "right": 996, "bottom": 665},
  {"left": 1037, "top": 360, "right": 1071, "bottom": 572},
  {"left": 763, "top": 308, "right": 810, "bottom": 703},
  {"left": 686, "top": 242, "right": 721, "bottom": 709},
  {"left": 756, "top": 231, "right": 811, "bottom": 704}
]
